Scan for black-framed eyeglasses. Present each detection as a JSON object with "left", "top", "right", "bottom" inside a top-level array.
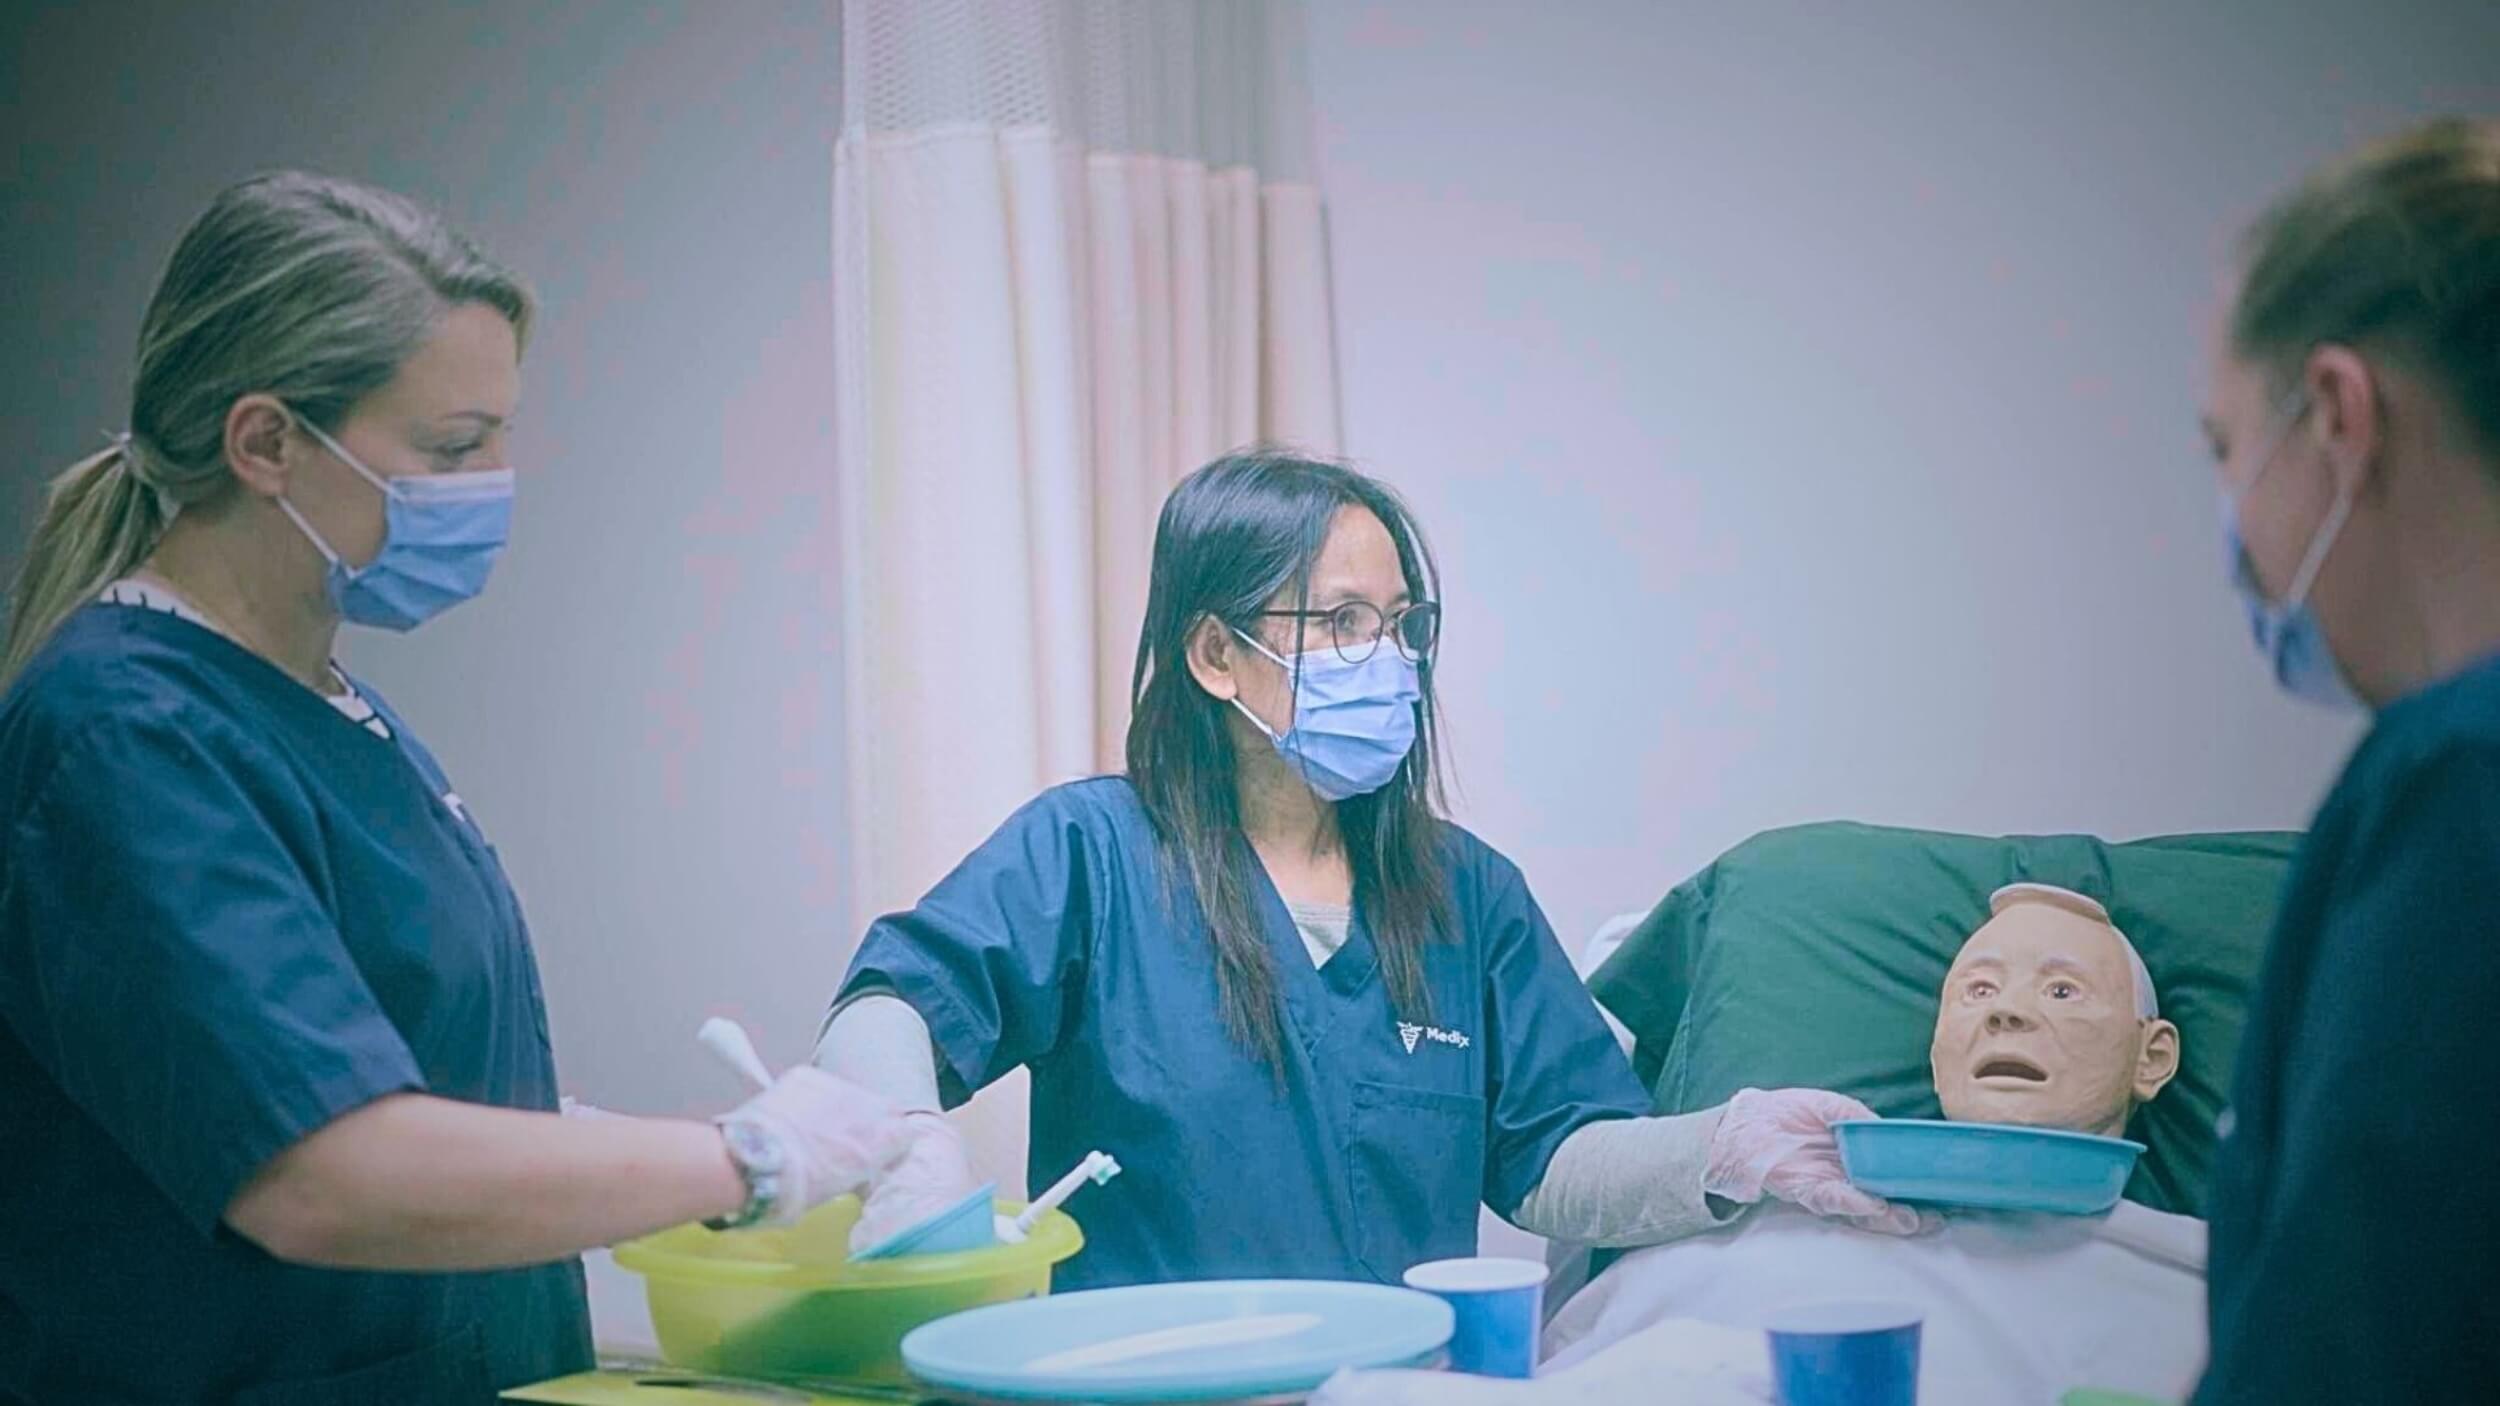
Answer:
[{"left": 1258, "top": 600, "right": 1441, "bottom": 665}]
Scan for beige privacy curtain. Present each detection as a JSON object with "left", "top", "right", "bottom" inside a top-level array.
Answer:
[{"left": 834, "top": 0, "right": 1341, "bottom": 935}]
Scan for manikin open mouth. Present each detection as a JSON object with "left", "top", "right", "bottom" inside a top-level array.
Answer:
[{"left": 1972, "top": 1053, "right": 2050, "bottom": 1082}]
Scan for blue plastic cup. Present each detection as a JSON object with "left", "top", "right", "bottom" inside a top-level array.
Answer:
[
  {"left": 1765, "top": 1300, "right": 1923, "bottom": 1406},
  {"left": 1402, "top": 1257, "right": 1548, "bottom": 1378}
]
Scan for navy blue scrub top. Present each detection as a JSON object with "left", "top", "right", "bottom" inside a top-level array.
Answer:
[
  {"left": 839, "top": 778, "right": 1651, "bottom": 1291},
  {"left": 0, "top": 605, "right": 592, "bottom": 1404},
  {"left": 2196, "top": 652, "right": 2500, "bottom": 1405}
]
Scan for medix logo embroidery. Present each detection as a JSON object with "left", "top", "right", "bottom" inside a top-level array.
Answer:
[{"left": 1396, "top": 1021, "right": 1471, "bottom": 1054}]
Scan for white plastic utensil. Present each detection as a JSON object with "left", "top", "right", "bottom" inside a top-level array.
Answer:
[
  {"left": 997, "top": 1149, "right": 1122, "bottom": 1243},
  {"left": 1024, "top": 1311, "right": 1322, "bottom": 1373},
  {"left": 697, "top": 1016, "right": 775, "bottom": 1091}
]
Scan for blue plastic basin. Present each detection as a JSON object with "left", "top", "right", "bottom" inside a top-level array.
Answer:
[{"left": 1834, "top": 1119, "right": 2143, "bottom": 1215}]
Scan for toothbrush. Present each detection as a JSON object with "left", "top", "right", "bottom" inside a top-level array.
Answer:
[{"left": 997, "top": 1150, "right": 1122, "bottom": 1243}]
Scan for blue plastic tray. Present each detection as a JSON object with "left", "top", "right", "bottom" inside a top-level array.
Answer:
[
  {"left": 900, "top": 1279, "right": 1454, "bottom": 1402},
  {"left": 1834, "top": 1119, "right": 2144, "bottom": 1215}
]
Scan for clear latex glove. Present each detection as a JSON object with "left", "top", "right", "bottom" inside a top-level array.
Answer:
[
  {"left": 725, "top": 1067, "right": 913, "bottom": 1227},
  {"left": 848, "top": 1109, "right": 980, "bottom": 1251},
  {"left": 1702, "top": 1087, "right": 1927, "bottom": 1237}
]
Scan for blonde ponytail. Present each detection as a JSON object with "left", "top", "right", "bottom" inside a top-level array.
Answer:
[{"left": 2, "top": 441, "right": 169, "bottom": 686}]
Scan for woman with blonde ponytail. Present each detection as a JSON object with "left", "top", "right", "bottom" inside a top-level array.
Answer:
[
  {"left": 0, "top": 173, "right": 909, "bottom": 1402},
  {"left": 2191, "top": 117, "right": 2500, "bottom": 1404}
]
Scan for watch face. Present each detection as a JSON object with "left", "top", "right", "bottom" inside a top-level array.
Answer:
[{"left": 727, "top": 1119, "right": 786, "bottom": 1174}]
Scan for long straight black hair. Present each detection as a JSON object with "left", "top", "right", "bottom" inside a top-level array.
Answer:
[{"left": 1126, "top": 448, "right": 1453, "bottom": 1069}]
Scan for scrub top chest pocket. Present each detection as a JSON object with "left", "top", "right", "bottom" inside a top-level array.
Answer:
[
  {"left": 344, "top": 684, "right": 562, "bottom": 1082},
  {"left": 315, "top": 753, "right": 541, "bottom": 1082},
  {"left": 1349, "top": 1079, "right": 1487, "bottom": 1282}
]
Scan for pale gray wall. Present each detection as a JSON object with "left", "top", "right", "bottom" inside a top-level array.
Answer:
[{"left": 1306, "top": 0, "right": 2498, "bottom": 951}]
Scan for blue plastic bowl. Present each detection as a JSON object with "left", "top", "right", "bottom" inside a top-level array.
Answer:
[
  {"left": 1833, "top": 1120, "right": 2143, "bottom": 1215},
  {"left": 851, "top": 1182, "right": 1000, "bottom": 1262}
]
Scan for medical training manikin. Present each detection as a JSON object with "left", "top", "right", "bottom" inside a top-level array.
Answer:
[
  {"left": 1316, "top": 884, "right": 2210, "bottom": 1406},
  {"left": 1930, "top": 883, "right": 2181, "bottom": 1140}
]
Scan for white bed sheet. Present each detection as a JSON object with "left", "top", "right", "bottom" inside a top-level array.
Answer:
[{"left": 1545, "top": 1202, "right": 2208, "bottom": 1406}]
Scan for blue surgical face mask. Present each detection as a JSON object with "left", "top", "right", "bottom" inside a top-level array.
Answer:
[
  {"left": 1229, "top": 626, "right": 1422, "bottom": 802},
  {"left": 278, "top": 414, "right": 516, "bottom": 632},
  {"left": 2220, "top": 394, "right": 2361, "bottom": 710}
]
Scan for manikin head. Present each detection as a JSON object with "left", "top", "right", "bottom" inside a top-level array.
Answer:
[{"left": 1930, "top": 884, "right": 2182, "bottom": 1138}]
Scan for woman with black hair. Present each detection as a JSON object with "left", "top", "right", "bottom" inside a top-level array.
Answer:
[{"left": 816, "top": 450, "right": 1915, "bottom": 1290}]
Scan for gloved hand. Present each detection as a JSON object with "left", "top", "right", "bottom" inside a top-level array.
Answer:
[
  {"left": 1702, "top": 1087, "right": 1928, "bottom": 1236},
  {"left": 848, "top": 1109, "right": 980, "bottom": 1252},
  {"left": 723, "top": 1067, "right": 913, "bottom": 1227}
]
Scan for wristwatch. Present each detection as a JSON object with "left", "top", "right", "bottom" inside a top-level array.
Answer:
[{"left": 705, "top": 1118, "right": 787, "bottom": 1231}]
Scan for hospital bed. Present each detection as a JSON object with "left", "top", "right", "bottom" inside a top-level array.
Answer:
[{"left": 1543, "top": 819, "right": 2298, "bottom": 1404}]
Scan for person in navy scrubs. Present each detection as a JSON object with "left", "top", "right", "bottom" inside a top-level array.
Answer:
[
  {"left": 816, "top": 450, "right": 1923, "bottom": 1291},
  {"left": 2193, "top": 118, "right": 2500, "bottom": 1403},
  {"left": 0, "top": 172, "right": 907, "bottom": 1404}
]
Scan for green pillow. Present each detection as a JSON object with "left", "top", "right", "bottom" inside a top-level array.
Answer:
[{"left": 1588, "top": 821, "right": 2300, "bottom": 1216}]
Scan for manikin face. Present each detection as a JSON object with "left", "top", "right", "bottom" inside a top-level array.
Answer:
[{"left": 1930, "top": 892, "right": 2181, "bottom": 1138}]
